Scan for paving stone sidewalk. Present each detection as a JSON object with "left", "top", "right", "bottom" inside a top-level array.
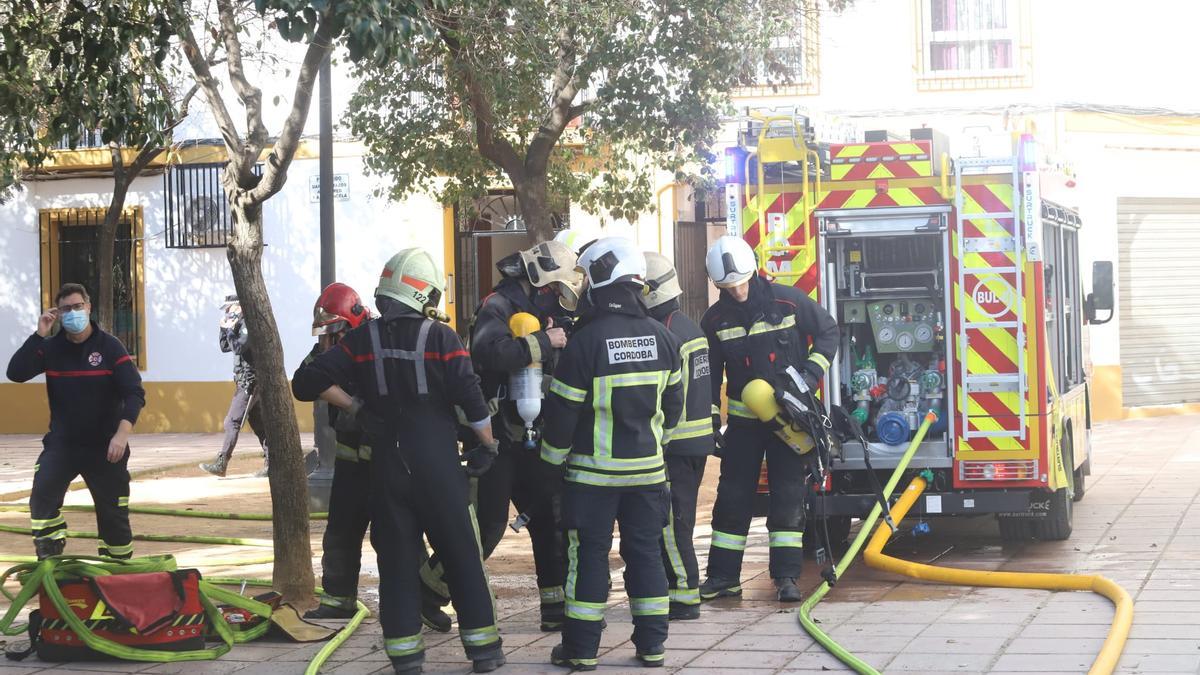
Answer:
[{"left": 0, "top": 414, "right": 1197, "bottom": 673}]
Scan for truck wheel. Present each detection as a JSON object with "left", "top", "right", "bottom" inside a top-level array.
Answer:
[
  {"left": 1032, "top": 445, "right": 1074, "bottom": 541},
  {"left": 998, "top": 515, "right": 1034, "bottom": 541}
]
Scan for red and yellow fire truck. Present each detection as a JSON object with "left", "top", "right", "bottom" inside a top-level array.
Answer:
[{"left": 726, "top": 116, "right": 1114, "bottom": 541}]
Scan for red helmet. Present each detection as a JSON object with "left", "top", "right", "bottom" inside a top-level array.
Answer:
[{"left": 312, "top": 283, "right": 370, "bottom": 336}]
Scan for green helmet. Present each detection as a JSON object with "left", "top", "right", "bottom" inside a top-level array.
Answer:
[{"left": 375, "top": 248, "right": 445, "bottom": 313}]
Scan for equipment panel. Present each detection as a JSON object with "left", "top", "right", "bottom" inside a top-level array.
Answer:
[{"left": 867, "top": 299, "right": 937, "bottom": 354}]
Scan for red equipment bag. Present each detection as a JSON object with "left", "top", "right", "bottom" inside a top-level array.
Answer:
[{"left": 34, "top": 569, "right": 207, "bottom": 661}]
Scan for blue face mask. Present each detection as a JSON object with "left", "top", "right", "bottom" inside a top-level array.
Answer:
[{"left": 61, "top": 309, "right": 90, "bottom": 334}]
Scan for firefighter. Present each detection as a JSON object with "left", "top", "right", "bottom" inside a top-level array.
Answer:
[
  {"left": 642, "top": 252, "right": 714, "bottom": 621},
  {"left": 541, "top": 237, "right": 684, "bottom": 670},
  {"left": 292, "top": 249, "right": 505, "bottom": 674},
  {"left": 462, "top": 239, "right": 582, "bottom": 631},
  {"left": 6, "top": 283, "right": 145, "bottom": 560},
  {"left": 293, "top": 283, "right": 375, "bottom": 619},
  {"left": 698, "top": 236, "right": 838, "bottom": 603}
]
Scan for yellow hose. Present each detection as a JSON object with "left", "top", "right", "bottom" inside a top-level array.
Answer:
[{"left": 864, "top": 476, "right": 1133, "bottom": 675}]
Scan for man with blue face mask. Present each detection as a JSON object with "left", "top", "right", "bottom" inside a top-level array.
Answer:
[{"left": 6, "top": 283, "right": 145, "bottom": 560}]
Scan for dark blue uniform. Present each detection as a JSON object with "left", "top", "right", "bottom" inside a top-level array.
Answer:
[
  {"left": 293, "top": 306, "right": 502, "bottom": 672},
  {"left": 648, "top": 299, "right": 715, "bottom": 614},
  {"left": 6, "top": 322, "right": 145, "bottom": 558},
  {"left": 703, "top": 275, "right": 838, "bottom": 587},
  {"left": 540, "top": 284, "right": 683, "bottom": 667}
]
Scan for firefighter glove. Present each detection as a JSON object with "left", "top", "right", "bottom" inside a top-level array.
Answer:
[{"left": 462, "top": 439, "right": 500, "bottom": 477}]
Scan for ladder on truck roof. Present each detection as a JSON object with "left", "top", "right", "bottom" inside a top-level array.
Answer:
[
  {"left": 954, "top": 155, "right": 1027, "bottom": 441},
  {"left": 753, "top": 116, "right": 820, "bottom": 283}
]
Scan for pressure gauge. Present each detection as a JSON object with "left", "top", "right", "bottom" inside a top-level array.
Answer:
[
  {"left": 915, "top": 324, "right": 934, "bottom": 343},
  {"left": 897, "top": 333, "right": 915, "bottom": 351},
  {"left": 878, "top": 326, "right": 895, "bottom": 344}
]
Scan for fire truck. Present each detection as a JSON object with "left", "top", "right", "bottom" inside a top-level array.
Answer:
[{"left": 726, "top": 115, "right": 1115, "bottom": 542}]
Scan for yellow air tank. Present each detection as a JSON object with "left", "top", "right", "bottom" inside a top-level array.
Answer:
[
  {"left": 742, "top": 379, "right": 815, "bottom": 455},
  {"left": 508, "top": 312, "right": 544, "bottom": 449}
]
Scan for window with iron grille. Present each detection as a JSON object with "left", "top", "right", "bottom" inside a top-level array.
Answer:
[
  {"left": 916, "top": 0, "right": 1032, "bottom": 90},
  {"left": 163, "top": 162, "right": 261, "bottom": 249}
]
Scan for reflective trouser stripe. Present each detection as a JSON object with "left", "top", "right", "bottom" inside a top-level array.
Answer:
[
  {"left": 640, "top": 652, "right": 666, "bottom": 663},
  {"left": 769, "top": 531, "right": 804, "bottom": 548},
  {"left": 669, "top": 588, "right": 700, "bottom": 605},
  {"left": 116, "top": 496, "right": 129, "bottom": 507},
  {"left": 385, "top": 634, "right": 425, "bottom": 657},
  {"left": 661, "top": 487, "right": 689, "bottom": 590},
  {"left": 540, "top": 586, "right": 565, "bottom": 605},
  {"left": 566, "top": 529, "right": 606, "bottom": 621},
  {"left": 30, "top": 516, "right": 65, "bottom": 530},
  {"left": 320, "top": 594, "right": 356, "bottom": 610},
  {"left": 100, "top": 541, "right": 133, "bottom": 558},
  {"left": 630, "top": 596, "right": 669, "bottom": 617},
  {"left": 566, "top": 599, "right": 606, "bottom": 621},
  {"left": 711, "top": 530, "right": 748, "bottom": 551},
  {"left": 460, "top": 624, "right": 500, "bottom": 646},
  {"left": 36, "top": 529, "right": 67, "bottom": 541}
]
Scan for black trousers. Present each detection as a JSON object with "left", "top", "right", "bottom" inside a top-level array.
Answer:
[
  {"left": 423, "top": 442, "right": 567, "bottom": 610},
  {"left": 561, "top": 483, "right": 670, "bottom": 664},
  {"left": 30, "top": 444, "right": 131, "bottom": 559},
  {"left": 707, "top": 419, "right": 811, "bottom": 580},
  {"left": 317, "top": 456, "right": 371, "bottom": 611},
  {"left": 661, "top": 455, "right": 706, "bottom": 607},
  {"left": 371, "top": 435, "right": 501, "bottom": 670}
]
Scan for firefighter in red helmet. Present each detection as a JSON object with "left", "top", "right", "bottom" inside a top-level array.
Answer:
[{"left": 295, "top": 283, "right": 375, "bottom": 618}]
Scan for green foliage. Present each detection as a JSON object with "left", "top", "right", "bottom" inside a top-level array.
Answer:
[
  {"left": 347, "top": 0, "right": 823, "bottom": 224},
  {"left": 258, "top": 0, "right": 442, "bottom": 65},
  {"left": 0, "top": 0, "right": 176, "bottom": 186}
]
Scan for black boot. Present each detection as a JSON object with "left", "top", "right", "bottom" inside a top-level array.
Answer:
[
  {"left": 698, "top": 576, "right": 742, "bottom": 601},
  {"left": 304, "top": 603, "right": 357, "bottom": 620},
  {"left": 472, "top": 653, "right": 507, "bottom": 673},
  {"left": 774, "top": 577, "right": 802, "bottom": 603},
  {"left": 668, "top": 602, "right": 700, "bottom": 620},
  {"left": 551, "top": 644, "right": 597, "bottom": 671},
  {"left": 636, "top": 644, "right": 665, "bottom": 668},
  {"left": 34, "top": 538, "right": 65, "bottom": 561}
]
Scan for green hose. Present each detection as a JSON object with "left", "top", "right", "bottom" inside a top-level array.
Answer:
[
  {"left": 0, "top": 523, "right": 273, "bottom": 548},
  {"left": 205, "top": 577, "right": 371, "bottom": 675},
  {"left": 0, "top": 504, "right": 327, "bottom": 520},
  {"left": 798, "top": 411, "right": 938, "bottom": 675}
]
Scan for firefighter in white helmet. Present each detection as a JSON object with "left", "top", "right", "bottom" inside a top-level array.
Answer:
[
  {"left": 421, "top": 239, "right": 583, "bottom": 632},
  {"left": 293, "top": 248, "right": 505, "bottom": 674},
  {"left": 540, "top": 237, "right": 683, "bottom": 670},
  {"left": 642, "top": 252, "right": 715, "bottom": 621},
  {"left": 698, "top": 235, "right": 839, "bottom": 604}
]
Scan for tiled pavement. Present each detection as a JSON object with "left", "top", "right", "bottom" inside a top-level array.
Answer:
[{"left": 2, "top": 414, "right": 1199, "bottom": 673}]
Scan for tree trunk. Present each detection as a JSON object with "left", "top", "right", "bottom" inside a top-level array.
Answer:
[
  {"left": 95, "top": 182, "right": 127, "bottom": 334},
  {"left": 513, "top": 172, "right": 555, "bottom": 244},
  {"left": 227, "top": 203, "right": 315, "bottom": 604}
]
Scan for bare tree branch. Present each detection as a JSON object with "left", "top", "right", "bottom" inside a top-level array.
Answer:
[
  {"left": 433, "top": 13, "right": 524, "bottom": 180},
  {"left": 526, "top": 24, "right": 580, "bottom": 175},
  {"left": 216, "top": 0, "right": 269, "bottom": 176},
  {"left": 246, "top": 16, "right": 334, "bottom": 203},
  {"left": 170, "top": 0, "right": 243, "bottom": 159}
]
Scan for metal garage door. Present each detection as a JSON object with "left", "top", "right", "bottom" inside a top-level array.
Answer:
[{"left": 1118, "top": 198, "right": 1200, "bottom": 407}]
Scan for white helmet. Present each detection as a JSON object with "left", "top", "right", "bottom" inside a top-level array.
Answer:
[
  {"left": 706, "top": 235, "right": 757, "bottom": 288},
  {"left": 375, "top": 248, "right": 444, "bottom": 313},
  {"left": 553, "top": 229, "right": 596, "bottom": 255},
  {"left": 643, "top": 252, "right": 682, "bottom": 309},
  {"left": 577, "top": 237, "right": 645, "bottom": 290}
]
